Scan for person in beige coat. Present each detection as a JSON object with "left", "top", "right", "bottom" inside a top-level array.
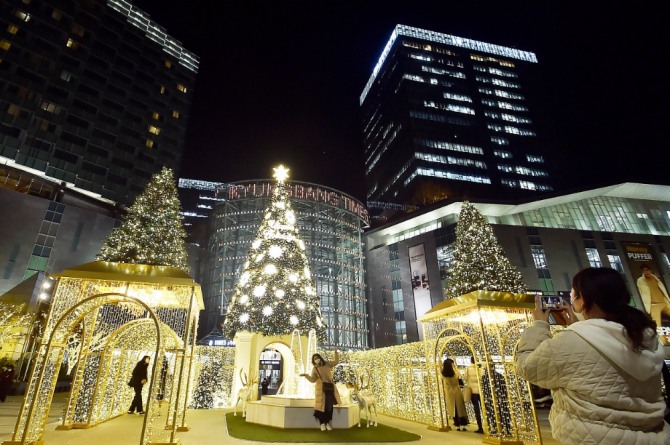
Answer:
[
  {"left": 301, "top": 349, "right": 340, "bottom": 431},
  {"left": 636, "top": 263, "right": 670, "bottom": 327},
  {"left": 441, "top": 358, "right": 469, "bottom": 431},
  {"left": 516, "top": 267, "right": 668, "bottom": 444}
]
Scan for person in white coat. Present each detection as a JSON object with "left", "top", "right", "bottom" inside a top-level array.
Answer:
[
  {"left": 636, "top": 263, "right": 670, "bottom": 327},
  {"left": 516, "top": 267, "right": 668, "bottom": 445}
]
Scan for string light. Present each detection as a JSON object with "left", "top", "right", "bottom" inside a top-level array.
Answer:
[
  {"left": 445, "top": 202, "right": 527, "bottom": 298},
  {"left": 223, "top": 166, "right": 326, "bottom": 340},
  {"left": 96, "top": 167, "right": 190, "bottom": 274}
]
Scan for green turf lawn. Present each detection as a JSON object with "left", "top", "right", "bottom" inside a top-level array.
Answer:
[{"left": 225, "top": 412, "right": 422, "bottom": 442}]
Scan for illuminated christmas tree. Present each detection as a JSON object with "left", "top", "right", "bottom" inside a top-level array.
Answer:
[
  {"left": 223, "top": 165, "right": 326, "bottom": 340},
  {"left": 97, "top": 167, "right": 190, "bottom": 273},
  {"left": 445, "top": 201, "right": 527, "bottom": 298}
]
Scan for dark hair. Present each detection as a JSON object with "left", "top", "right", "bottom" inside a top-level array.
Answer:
[
  {"left": 312, "top": 354, "right": 325, "bottom": 366},
  {"left": 441, "top": 358, "right": 455, "bottom": 378},
  {"left": 572, "top": 267, "right": 656, "bottom": 352},
  {"left": 640, "top": 263, "right": 651, "bottom": 271},
  {"left": 470, "top": 356, "right": 475, "bottom": 364}
]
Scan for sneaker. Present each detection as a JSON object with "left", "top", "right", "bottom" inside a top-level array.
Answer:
[
  {"left": 474, "top": 429, "right": 484, "bottom": 434},
  {"left": 127, "top": 411, "right": 134, "bottom": 414},
  {"left": 320, "top": 424, "right": 326, "bottom": 431},
  {"left": 138, "top": 411, "right": 145, "bottom": 415},
  {"left": 325, "top": 423, "right": 332, "bottom": 431}
]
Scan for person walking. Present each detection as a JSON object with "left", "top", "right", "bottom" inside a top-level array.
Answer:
[
  {"left": 127, "top": 355, "right": 150, "bottom": 414},
  {"left": 300, "top": 348, "right": 340, "bottom": 431},
  {"left": 441, "top": 358, "right": 469, "bottom": 431},
  {"left": 0, "top": 364, "right": 15, "bottom": 402},
  {"left": 516, "top": 267, "right": 669, "bottom": 444},
  {"left": 261, "top": 377, "right": 269, "bottom": 395},
  {"left": 465, "top": 357, "right": 484, "bottom": 434}
]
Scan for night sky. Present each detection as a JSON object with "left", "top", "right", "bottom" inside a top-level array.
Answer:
[{"left": 131, "top": 1, "right": 668, "bottom": 203}]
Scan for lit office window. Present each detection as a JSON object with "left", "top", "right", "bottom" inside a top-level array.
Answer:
[
  {"left": 172, "top": 110, "right": 180, "bottom": 118},
  {"left": 145, "top": 139, "right": 154, "bottom": 148},
  {"left": 585, "top": 248, "right": 602, "bottom": 267},
  {"left": 40, "top": 101, "right": 62, "bottom": 114},
  {"left": 491, "top": 136, "right": 508, "bottom": 145},
  {"left": 443, "top": 92, "right": 472, "bottom": 102},
  {"left": 14, "top": 10, "right": 30, "bottom": 22},
  {"left": 0, "top": 40, "right": 11, "bottom": 51},
  {"left": 494, "top": 150, "right": 512, "bottom": 158},
  {"left": 148, "top": 125, "right": 160, "bottom": 135},
  {"left": 527, "top": 155, "right": 544, "bottom": 163},
  {"left": 160, "top": 85, "right": 166, "bottom": 94},
  {"left": 530, "top": 246, "right": 548, "bottom": 269},
  {"left": 7, "top": 24, "right": 18, "bottom": 34},
  {"left": 177, "top": 83, "right": 188, "bottom": 93},
  {"left": 152, "top": 112, "right": 161, "bottom": 120},
  {"left": 7, "top": 103, "right": 20, "bottom": 116},
  {"left": 607, "top": 253, "right": 624, "bottom": 272},
  {"left": 164, "top": 60, "right": 172, "bottom": 68},
  {"left": 66, "top": 38, "right": 78, "bottom": 49},
  {"left": 403, "top": 74, "right": 424, "bottom": 83}
]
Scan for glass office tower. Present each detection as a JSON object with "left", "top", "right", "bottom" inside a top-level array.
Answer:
[
  {"left": 361, "top": 25, "right": 552, "bottom": 211},
  {"left": 0, "top": 0, "right": 198, "bottom": 205},
  {"left": 204, "top": 180, "right": 370, "bottom": 350}
]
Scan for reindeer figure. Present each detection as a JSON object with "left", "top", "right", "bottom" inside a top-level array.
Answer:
[
  {"left": 350, "top": 370, "right": 378, "bottom": 427},
  {"left": 233, "top": 368, "right": 257, "bottom": 417}
]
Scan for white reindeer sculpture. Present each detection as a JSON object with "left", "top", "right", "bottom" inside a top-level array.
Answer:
[
  {"left": 350, "top": 370, "right": 378, "bottom": 427},
  {"left": 233, "top": 368, "right": 257, "bottom": 417}
]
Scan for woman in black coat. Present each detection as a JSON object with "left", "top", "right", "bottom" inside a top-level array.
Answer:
[{"left": 127, "top": 356, "right": 150, "bottom": 414}]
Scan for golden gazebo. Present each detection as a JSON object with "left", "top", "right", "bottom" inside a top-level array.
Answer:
[{"left": 4, "top": 261, "right": 203, "bottom": 445}]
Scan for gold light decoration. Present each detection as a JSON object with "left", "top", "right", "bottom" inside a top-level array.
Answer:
[
  {"left": 222, "top": 165, "right": 325, "bottom": 340},
  {"left": 5, "top": 261, "right": 203, "bottom": 445},
  {"left": 418, "top": 290, "right": 541, "bottom": 444}
]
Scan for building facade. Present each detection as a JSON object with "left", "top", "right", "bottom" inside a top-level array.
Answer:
[
  {"left": 201, "top": 179, "right": 370, "bottom": 350},
  {"left": 361, "top": 25, "right": 552, "bottom": 213},
  {"left": 0, "top": 0, "right": 198, "bottom": 206},
  {"left": 365, "top": 183, "right": 670, "bottom": 348}
]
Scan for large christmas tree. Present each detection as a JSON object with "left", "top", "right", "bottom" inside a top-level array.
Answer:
[
  {"left": 97, "top": 167, "right": 190, "bottom": 273},
  {"left": 445, "top": 201, "right": 527, "bottom": 298},
  {"left": 223, "top": 165, "right": 325, "bottom": 339}
]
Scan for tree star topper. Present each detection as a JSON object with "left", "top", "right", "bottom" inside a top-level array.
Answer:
[{"left": 273, "top": 165, "right": 289, "bottom": 183}]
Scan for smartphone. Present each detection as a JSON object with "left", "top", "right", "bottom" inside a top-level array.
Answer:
[{"left": 540, "top": 295, "right": 562, "bottom": 310}]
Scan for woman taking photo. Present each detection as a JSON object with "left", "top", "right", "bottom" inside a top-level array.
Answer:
[
  {"left": 516, "top": 267, "right": 668, "bottom": 444},
  {"left": 301, "top": 348, "right": 340, "bottom": 431},
  {"left": 441, "top": 358, "right": 469, "bottom": 431}
]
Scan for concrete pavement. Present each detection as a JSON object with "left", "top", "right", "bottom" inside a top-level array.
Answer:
[{"left": 0, "top": 393, "right": 559, "bottom": 445}]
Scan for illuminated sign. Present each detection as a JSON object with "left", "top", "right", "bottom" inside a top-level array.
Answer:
[{"left": 224, "top": 181, "right": 370, "bottom": 225}]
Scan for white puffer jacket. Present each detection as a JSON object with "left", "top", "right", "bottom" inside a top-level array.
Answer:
[{"left": 516, "top": 319, "right": 669, "bottom": 445}]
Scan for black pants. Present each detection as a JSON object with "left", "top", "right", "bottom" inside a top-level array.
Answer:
[
  {"left": 314, "top": 390, "right": 335, "bottom": 424},
  {"left": 471, "top": 393, "right": 483, "bottom": 429},
  {"left": 129, "top": 384, "right": 144, "bottom": 412}
]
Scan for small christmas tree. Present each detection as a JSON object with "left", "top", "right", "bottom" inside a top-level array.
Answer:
[
  {"left": 97, "top": 167, "right": 190, "bottom": 273},
  {"left": 445, "top": 201, "right": 527, "bottom": 298},
  {"left": 223, "top": 165, "right": 326, "bottom": 339}
]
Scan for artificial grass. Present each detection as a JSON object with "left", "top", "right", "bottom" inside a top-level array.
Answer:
[{"left": 225, "top": 412, "right": 422, "bottom": 443}]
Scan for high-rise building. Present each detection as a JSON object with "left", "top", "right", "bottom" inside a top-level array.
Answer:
[
  {"left": 361, "top": 25, "right": 552, "bottom": 214},
  {"left": 0, "top": 0, "right": 198, "bottom": 206}
]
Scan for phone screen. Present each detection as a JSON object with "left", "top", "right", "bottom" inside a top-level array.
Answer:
[{"left": 540, "top": 296, "right": 562, "bottom": 310}]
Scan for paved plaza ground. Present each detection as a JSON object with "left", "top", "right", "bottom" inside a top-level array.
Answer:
[{"left": 0, "top": 393, "right": 559, "bottom": 445}]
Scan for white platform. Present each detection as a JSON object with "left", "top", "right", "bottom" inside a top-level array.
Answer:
[{"left": 245, "top": 396, "right": 359, "bottom": 429}]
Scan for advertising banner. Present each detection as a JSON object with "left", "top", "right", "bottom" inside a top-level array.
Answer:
[
  {"left": 621, "top": 242, "right": 668, "bottom": 312},
  {"left": 409, "top": 244, "right": 432, "bottom": 321}
]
